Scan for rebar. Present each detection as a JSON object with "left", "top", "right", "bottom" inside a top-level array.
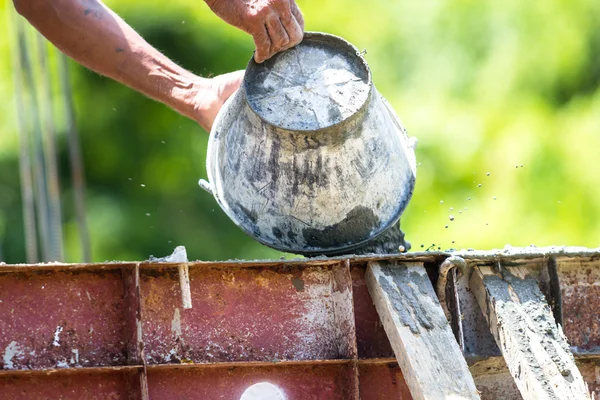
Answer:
[
  {"left": 36, "top": 33, "right": 64, "bottom": 261},
  {"left": 9, "top": 6, "right": 38, "bottom": 263},
  {"left": 58, "top": 54, "right": 91, "bottom": 262},
  {"left": 20, "top": 26, "right": 51, "bottom": 261}
]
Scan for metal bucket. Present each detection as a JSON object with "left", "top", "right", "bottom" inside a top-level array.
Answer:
[{"left": 199, "top": 32, "right": 417, "bottom": 256}]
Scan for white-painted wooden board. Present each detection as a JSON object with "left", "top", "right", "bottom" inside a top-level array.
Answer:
[
  {"left": 470, "top": 266, "right": 591, "bottom": 400},
  {"left": 366, "top": 261, "right": 480, "bottom": 400}
]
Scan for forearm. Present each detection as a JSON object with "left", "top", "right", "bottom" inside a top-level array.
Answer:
[{"left": 14, "top": 0, "right": 199, "bottom": 119}]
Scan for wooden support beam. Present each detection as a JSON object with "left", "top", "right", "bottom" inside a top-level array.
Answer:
[
  {"left": 366, "top": 261, "right": 480, "bottom": 400},
  {"left": 470, "top": 265, "right": 591, "bottom": 400}
]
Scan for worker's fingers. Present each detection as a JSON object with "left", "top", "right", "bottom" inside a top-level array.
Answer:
[
  {"left": 280, "top": 15, "right": 303, "bottom": 49},
  {"left": 271, "top": 0, "right": 302, "bottom": 50},
  {"left": 290, "top": 1, "right": 304, "bottom": 31},
  {"left": 265, "top": 15, "right": 290, "bottom": 54},
  {"left": 253, "top": 24, "right": 272, "bottom": 63}
]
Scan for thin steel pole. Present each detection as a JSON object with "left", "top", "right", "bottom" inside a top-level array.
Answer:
[
  {"left": 20, "top": 26, "right": 51, "bottom": 262},
  {"left": 58, "top": 54, "right": 91, "bottom": 262},
  {"left": 36, "top": 33, "right": 64, "bottom": 261},
  {"left": 9, "top": 6, "right": 38, "bottom": 263}
]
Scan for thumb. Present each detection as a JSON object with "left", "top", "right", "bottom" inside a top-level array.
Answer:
[{"left": 214, "top": 70, "right": 245, "bottom": 100}]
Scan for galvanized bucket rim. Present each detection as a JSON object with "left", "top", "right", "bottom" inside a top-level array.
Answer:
[{"left": 242, "top": 31, "right": 374, "bottom": 134}]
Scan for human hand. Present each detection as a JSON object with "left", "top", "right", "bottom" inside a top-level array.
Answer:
[
  {"left": 192, "top": 70, "right": 245, "bottom": 132},
  {"left": 205, "top": 0, "right": 304, "bottom": 63}
]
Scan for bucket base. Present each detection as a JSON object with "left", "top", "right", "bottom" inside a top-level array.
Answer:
[{"left": 304, "top": 220, "right": 410, "bottom": 257}]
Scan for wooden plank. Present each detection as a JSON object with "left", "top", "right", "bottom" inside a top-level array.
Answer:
[
  {"left": 470, "top": 265, "right": 591, "bottom": 400},
  {"left": 365, "top": 261, "right": 480, "bottom": 400}
]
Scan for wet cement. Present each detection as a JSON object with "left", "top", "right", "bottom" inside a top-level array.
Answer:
[
  {"left": 349, "top": 220, "right": 411, "bottom": 255},
  {"left": 302, "top": 206, "right": 380, "bottom": 249},
  {"left": 483, "top": 269, "right": 578, "bottom": 398},
  {"left": 377, "top": 264, "right": 446, "bottom": 335}
]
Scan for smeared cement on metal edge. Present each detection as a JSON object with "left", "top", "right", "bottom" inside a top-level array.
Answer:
[
  {"left": 281, "top": 266, "right": 354, "bottom": 359},
  {"left": 377, "top": 265, "right": 447, "bottom": 335},
  {"left": 3, "top": 246, "right": 599, "bottom": 270},
  {"left": 294, "top": 271, "right": 352, "bottom": 359},
  {"left": 483, "top": 269, "right": 578, "bottom": 397}
]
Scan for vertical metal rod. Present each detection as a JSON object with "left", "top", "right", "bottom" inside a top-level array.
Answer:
[
  {"left": 36, "top": 33, "right": 64, "bottom": 262},
  {"left": 10, "top": 7, "right": 38, "bottom": 263},
  {"left": 58, "top": 54, "right": 91, "bottom": 262},
  {"left": 20, "top": 26, "right": 51, "bottom": 261}
]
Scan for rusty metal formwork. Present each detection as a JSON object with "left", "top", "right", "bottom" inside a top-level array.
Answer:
[{"left": 0, "top": 246, "right": 598, "bottom": 399}]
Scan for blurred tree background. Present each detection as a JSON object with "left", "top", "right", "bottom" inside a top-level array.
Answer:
[{"left": 0, "top": 0, "right": 599, "bottom": 263}]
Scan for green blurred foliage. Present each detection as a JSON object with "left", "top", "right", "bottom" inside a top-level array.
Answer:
[{"left": 0, "top": 0, "right": 599, "bottom": 263}]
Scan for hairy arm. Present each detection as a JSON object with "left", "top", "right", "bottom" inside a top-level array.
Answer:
[{"left": 13, "top": 0, "right": 242, "bottom": 131}]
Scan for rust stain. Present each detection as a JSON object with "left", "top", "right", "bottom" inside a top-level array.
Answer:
[
  {"left": 140, "top": 265, "right": 355, "bottom": 365},
  {"left": 358, "top": 363, "right": 412, "bottom": 400},
  {"left": 559, "top": 259, "right": 600, "bottom": 352},
  {"left": 350, "top": 264, "right": 394, "bottom": 359}
]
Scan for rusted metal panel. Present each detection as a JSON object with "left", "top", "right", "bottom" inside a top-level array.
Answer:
[
  {"left": 0, "top": 247, "right": 598, "bottom": 399},
  {"left": 558, "top": 258, "right": 600, "bottom": 353},
  {"left": 140, "top": 263, "right": 357, "bottom": 364},
  {"left": 0, "top": 270, "right": 128, "bottom": 370},
  {"left": 0, "top": 370, "right": 135, "bottom": 399},
  {"left": 350, "top": 264, "right": 393, "bottom": 359},
  {"left": 146, "top": 364, "right": 358, "bottom": 399},
  {"left": 358, "top": 363, "right": 412, "bottom": 399},
  {"left": 577, "top": 360, "right": 600, "bottom": 397}
]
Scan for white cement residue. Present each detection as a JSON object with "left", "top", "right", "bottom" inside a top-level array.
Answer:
[
  {"left": 331, "top": 286, "right": 354, "bottom": 357},
  {"left": 3, "top": 341, "right": 23, "bottom": 370},
  {"left": 53, "top": 326, "right": 63, "bottom": 347},
  {"left": 290, "top": 270, "right": 337, "bottom": 359},
  {"left": 151, "top": 246, "right": 188, "bottom": 263},
  {"left": 71, "top": 349, "right": 79, "bottom": 364},
  {"left": 171, "top": 308, "right": 182, "bottom": 338}
]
